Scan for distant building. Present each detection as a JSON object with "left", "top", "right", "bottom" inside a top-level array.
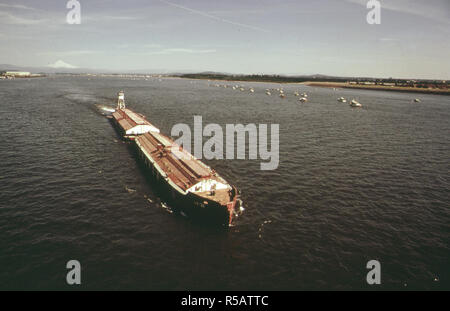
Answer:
[{"left": 2, "top": 71, "right": 31, "bottom": 77}]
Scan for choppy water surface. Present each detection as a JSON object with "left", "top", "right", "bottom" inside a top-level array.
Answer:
[{"left": 0, "top": 76, "right": 448, "bottom": 290}]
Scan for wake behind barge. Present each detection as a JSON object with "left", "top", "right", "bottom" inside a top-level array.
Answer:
[{"left": 109, "top": 91, "right": 240, "bottom": 226}]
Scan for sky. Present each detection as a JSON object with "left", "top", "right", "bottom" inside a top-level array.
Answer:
[{"left": 0, "top": 0, "right": 449, "bottom": 79}]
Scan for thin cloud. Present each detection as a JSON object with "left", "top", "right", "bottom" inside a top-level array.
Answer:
[
  {"left": 344, "top": 0, "right": 450, "bottom": 25},
  {"left": 165, "top": 48, "right": 216, "bottom": 53},
  {"left": 158, "top": 0, "right": 272, "bottom": 33},
  {"left": 39, "top": 50, "right": 102, "bottom": 56},
  {"left": 84, "top": 15, "right": 140, "bottom": 22},
  {"left": 0, "top": 10, "right": 45, "bottom": 24},
  {"left": 379, "top": 38, "right": 398, "bottom": 42},
  {"left": 0, "top": 3, "right": 39, "bottom": 11},
  {"left": 139, "top": 48, "right": 217, "bottom": 55},
  {"left": 144, "top": 43, "right": 163, "bottom": 49}
]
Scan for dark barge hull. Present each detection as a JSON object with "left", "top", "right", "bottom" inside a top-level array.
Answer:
[{"left": 134, "top": 142, "right": 238, "bottom": 227}]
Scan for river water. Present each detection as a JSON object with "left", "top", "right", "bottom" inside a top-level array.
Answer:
[{"left": 0, "top": 76, "right": 448, "bottom": 290}]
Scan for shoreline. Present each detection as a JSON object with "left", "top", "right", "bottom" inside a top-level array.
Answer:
[
  {"left": 174, "top": 76, "right": 449, "bottom": 95},
  {"left": 172, "top": 76, "right": 305, "bottom": 85},
  {"left": 304, "top": 82, "right": 450, "bottom": 95}
]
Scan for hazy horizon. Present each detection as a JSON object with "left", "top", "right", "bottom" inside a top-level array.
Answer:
[{"left": 0, "top": 0, "right": 449, "bottom": 79}]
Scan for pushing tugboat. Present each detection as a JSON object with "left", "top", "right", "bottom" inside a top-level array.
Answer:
[{"left": 110, "top": 91, "right": 240, "bottom": 227}]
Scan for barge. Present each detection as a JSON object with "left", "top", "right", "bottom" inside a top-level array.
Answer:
[{"left": 110, "top": 91, "right": 240, "bottom": 226}]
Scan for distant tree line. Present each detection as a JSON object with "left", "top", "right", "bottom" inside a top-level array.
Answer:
[
  {"left": 177, "top": 73, "right": 448, "bottom": 89},
  {"left": 178, "top": 73, "right": 344, "bottom": 83}
]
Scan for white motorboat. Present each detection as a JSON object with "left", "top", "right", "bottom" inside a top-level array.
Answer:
[{"left": 349, "top": 99, "right": 362, "bottom": 107}]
